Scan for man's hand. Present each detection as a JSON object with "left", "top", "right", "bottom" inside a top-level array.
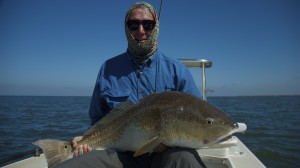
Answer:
[
  {"left": 153, "top": 143, "right": 168, "bottom": 153},
  {"left": 72, "top": 136, "right": 92, "bottom": 157}
]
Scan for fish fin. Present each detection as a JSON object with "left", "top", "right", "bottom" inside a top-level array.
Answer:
[
  {"left": 99, "top": 102, "right": 135, "bottom": 125},
  {"left": 134, "top": 136, "right": 162, "bottom": 157},
  {"left": 83, "top": 102, "right": 135, "bottom": 137},
  {"left": 33, "top": 139, "right": 72, "bottom": 168}
]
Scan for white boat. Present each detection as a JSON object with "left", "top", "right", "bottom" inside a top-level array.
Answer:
[{"left": 2, "top": 59, "right": 266, "bottom": 168}]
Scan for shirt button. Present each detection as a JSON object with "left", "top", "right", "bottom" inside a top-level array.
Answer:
[{"left": 139, "top": 71, "right": 143, "bottom": 76}]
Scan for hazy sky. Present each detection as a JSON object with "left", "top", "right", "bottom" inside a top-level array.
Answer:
[{"left": 1, "top": 0, "right": 299, "bottom": 96}]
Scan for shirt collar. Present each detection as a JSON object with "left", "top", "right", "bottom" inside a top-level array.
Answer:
[{"left": 126, "top": 50, "right": 158, "bottom": 68}]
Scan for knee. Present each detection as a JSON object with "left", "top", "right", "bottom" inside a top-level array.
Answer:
[
  {"left": 162, "top": 148, "right": 202, "bottom": 167},
  {"left": 151, "top": 148, "right": 205, "bottom": 168},
  {"left": 167, "top": 148, "right": 197, "bottom": 161}
]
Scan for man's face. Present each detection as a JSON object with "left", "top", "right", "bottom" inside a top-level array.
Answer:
[{"left": 126, "top": 8, "right": 155, "bottom": 43}]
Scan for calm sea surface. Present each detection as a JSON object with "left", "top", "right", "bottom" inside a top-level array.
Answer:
[{"left": 0, "top": 95, "right": 299, "bottom": 167}]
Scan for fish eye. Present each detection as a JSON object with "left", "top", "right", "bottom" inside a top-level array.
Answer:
[
  {"left": 64, "top": 145, "right": 68, "bottom": 149},
  {"left": 205, "top": 118, "right": 214, "bottom": 125}
]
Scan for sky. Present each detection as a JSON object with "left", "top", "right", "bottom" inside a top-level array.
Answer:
[{"left": 0, "top": 0, "right": 299, "bottom": 97}]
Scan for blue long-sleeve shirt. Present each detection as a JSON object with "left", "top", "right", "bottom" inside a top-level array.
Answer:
[{"left": 89, "top": 50, "right": 201, "bottom": 125}]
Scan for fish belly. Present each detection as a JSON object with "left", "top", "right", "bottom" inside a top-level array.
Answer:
[
  {"left": 167, "top": 138, "right": 205, "bottom": 149},
  {"left": 105, "top": 123, "right": 154, "bottom": 152}
]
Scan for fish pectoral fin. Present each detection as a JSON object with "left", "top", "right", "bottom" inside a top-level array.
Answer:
[{"left": 133, "top": 136, "right": 162, "bottom": 157}]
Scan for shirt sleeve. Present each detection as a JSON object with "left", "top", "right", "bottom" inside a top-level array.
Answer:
[
  {"left": 88, "top": 81, "right": 102, "bottom": 126},
  {"left": 88, "top": 65, "right": 108, "bottom": 126}
]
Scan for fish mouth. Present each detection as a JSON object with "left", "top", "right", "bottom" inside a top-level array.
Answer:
[
  {"left": 233, "top": 122, "right": 239, "bottom": 130},
  {"left": 205, "top": 122, "right": 240, "bottom": 146},
  {"left": 217, "top": 122, "right": 240, "bottom": 142},
  {"left": 214, "top": 123, "right": 240, "bottom": 144},
  {"left": 225, "top": 122, "right": 239, "bottom": 136}
]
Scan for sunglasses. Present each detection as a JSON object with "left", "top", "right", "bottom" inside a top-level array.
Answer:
[{"left": 126, "top": 20, "right": 156, "bottom": 31}]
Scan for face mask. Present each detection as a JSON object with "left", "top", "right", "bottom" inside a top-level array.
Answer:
[{"left": 125, "top": 2, "right": 159, "bottom": 65}]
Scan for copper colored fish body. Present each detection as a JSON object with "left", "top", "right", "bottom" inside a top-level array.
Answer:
[{"left": 33, "top": 91, "right": 238, "bottom": 168}]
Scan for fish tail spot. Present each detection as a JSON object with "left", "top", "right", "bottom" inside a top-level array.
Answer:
[{"left": 33, "top": 139, "right": 72, "bottom": 168}]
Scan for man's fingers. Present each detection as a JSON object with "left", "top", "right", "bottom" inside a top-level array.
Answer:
[
  {"left": 83, "top": 144, "right": 88, "bottom": 153},
  {"left": 71, "top": 139, "right": 78, "bottom": 148},
  {"left": 73, "top": 144, "right": 92, "bottom": 157},
  {"left": 73, "top": 149, "right": 79, "bottom": 157},
  {"left": 78, "top": 145, "right": 84, "bottom": 155},
  {"left": 71, "top": 136, "right": 83, "bottom": 148},
  {"left": 154, "top": 143, "right": 168, "bottom": 153}
]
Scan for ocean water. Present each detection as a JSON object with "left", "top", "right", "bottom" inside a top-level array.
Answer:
[{"left": 0, "top": 95, "right": 299, "bottom": 167}]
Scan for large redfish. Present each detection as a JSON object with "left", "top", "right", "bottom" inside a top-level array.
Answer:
[{"left": 33, "top": 91, "right": 238, "bottom": 168}]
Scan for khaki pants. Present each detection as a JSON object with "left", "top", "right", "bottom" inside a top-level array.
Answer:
[{"left": 55, "top": 147, "right": 206, "bottom": 168}]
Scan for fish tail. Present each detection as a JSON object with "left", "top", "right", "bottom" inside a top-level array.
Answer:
[{"left": 33, "top": 139, "right": 72, "bottom": 168}]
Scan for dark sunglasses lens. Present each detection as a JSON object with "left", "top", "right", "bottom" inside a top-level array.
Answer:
[
  {"left": 143, "top": 21, "right": 156, "bottom": 31},
  {"left": 127, "top": 20, "right": 140, "bottom": 31},
  {"left": 127, "top": 20, "right": 156, "bottom": 31}
]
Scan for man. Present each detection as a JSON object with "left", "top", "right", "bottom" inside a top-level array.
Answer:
[{"left": 55, "top": 2, "right": 205, "bottom": 168}]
